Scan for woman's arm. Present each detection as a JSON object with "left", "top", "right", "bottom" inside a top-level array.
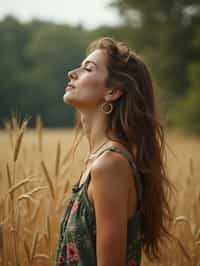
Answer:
[{"left": 90, "top": 151, "right": 136, "bottom": 266}]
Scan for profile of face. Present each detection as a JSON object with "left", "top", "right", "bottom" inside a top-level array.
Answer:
[{"left": 63, "top": 49, "right": 111, "bottom": 110}]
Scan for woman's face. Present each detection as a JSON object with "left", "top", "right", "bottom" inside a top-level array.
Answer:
[{"left": 63, "top": 49, "right": 109, "bottom": 109}]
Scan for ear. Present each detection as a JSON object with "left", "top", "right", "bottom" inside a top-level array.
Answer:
[{"left": 105, "top": 88, "right": 124, "bottom": 102}]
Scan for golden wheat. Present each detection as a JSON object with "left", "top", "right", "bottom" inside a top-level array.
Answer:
[
  {"left": 0, "top": 122, "right": 199, "bottom": 266},
  {"left": 30, "top": 231, "right": 39, "bottom": 260},
  {"left": 13, "top": 119, "right": 29, "bottom": 162},
  {"left": 55, "top": 141, "right": 61, "bottom": 178},
  {"left": 24, "top": 239, "right": 31, "bottom": 263},
  {"left": 36, "top": 114, "right": 43, "bottom": 153},
  {"left": 41, "top": 160, "right": 55, "bottom": 199}
]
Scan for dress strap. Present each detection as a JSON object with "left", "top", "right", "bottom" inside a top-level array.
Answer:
[{"left": 91, "top": 146, "right": 143, "bottom": 205}]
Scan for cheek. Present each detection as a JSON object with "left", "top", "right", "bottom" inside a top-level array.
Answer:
[{"left": 80, "top": 76, "right": 106, "bottom": 98}]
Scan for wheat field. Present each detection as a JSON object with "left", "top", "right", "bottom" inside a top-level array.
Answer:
[{"left": 0, "top": 118, "right": 199, "bottom": 266}]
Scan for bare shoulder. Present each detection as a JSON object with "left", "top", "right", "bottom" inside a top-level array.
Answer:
[
  {"left": 89, "top": 149, "right": 134, "bottom": 206},
  {"left": 91, "top": 149, "right": 133, "bottom": 179}
]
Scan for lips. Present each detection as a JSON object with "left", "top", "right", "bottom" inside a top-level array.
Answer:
[{"left": 65, "top": 83, "right": 76, "bottom": 91}]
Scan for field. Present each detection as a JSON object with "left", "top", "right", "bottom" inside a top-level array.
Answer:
[{"left": 0, "top": 121, "right": 199, "bottom": 266}]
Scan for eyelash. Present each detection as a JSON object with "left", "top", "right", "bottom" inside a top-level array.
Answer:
[{"left": 83, "top": 66, "right": 92, "bottom": 72}]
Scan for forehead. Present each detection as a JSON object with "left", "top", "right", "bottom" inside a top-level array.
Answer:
[{"left": 83, "top": 49, "right": 108, "bottom": 70}]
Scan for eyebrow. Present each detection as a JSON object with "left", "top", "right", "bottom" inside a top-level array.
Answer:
[{"left": 81, "top": 60, "right": 98, "bottom": 68}]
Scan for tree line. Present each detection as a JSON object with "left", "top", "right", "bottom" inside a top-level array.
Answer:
[{"left": 0, "top": 0, "right": 200, "bottom": 133}]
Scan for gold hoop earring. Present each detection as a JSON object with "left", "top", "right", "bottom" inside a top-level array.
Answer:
[{"left": 101, "top": 102, "right": 113, "bottom": 114}]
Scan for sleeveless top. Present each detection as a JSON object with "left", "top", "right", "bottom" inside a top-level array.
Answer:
[{"left": 55, "top": 146, "right": 143, "bottom": 266}]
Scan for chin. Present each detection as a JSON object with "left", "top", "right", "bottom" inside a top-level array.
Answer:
[
  {"left": 63, "top": 93, "right": 72, "bottom": 104},
  {"left": 63, "top": 93, "right": 78, "bottom": 107}
]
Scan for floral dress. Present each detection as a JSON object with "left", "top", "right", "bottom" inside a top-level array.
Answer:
[{"left": 55, "top": 146, "right": 143, "bottom": 266}]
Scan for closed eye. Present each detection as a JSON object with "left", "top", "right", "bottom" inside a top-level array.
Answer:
[{"left": 83, "top": 66, "right": 92, "bottom": 72}]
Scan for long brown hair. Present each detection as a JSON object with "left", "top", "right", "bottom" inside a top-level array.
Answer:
[{"left": 68, "top": 37, "right": 174, "bottom": 261}]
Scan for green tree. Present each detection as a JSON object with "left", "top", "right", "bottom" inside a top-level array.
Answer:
[
  {"left": 110, "top": 0, "right": 200, "bottom": 122},
  {"left": 0, "top": 16, "right": 88, "bottom": 127},
  {"left": 21, "top": 23, "right": 88, "bottom": 126},
  {"left": 172, "top": 24, "right": 200, "bottom": 134},
  {"left": 0, "top": 16, "right": 30, "bottom": 124}
]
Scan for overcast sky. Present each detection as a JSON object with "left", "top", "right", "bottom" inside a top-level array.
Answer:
[{"left": 0, "top": 0, "right": 122, "bottom": 29}]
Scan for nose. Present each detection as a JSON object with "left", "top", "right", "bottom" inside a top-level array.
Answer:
[{"left": 67, "top": 68, "right": 78, "bottom": 80}]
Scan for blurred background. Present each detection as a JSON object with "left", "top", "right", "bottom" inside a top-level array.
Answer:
[
  {"left": 0, "top": 2, "right": 200, "bottom": 265},
  {"left": 0, "top": 0, "right": 200, "bottom": 133}
]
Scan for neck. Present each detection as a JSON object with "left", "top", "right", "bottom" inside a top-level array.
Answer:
[{"left": 79, "top": 109, "right": 110, "bottom": 153}]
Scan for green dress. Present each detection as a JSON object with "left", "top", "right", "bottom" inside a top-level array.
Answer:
[{"left": 55, "top": 146, "right": 143, "bottom": 266}]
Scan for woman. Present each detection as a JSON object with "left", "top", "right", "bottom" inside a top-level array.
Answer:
[{"left": 56, "top": 37, "right": 173, "bottom": 266}]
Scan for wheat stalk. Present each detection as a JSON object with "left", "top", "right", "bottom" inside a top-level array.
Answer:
[
  {"left": 30, "top": 231, "right": 39, "bottom": 260},
  {"left": 64, "top": 179, "right": 70, "bottom": 194},
  {"left": 17, "top": 194, "right": 35, "bottom": 203},
  {"left": 0, "top": 225, "right": 4, "bottom": 266},
  {"left": 175, "top": 237, "right": 191, "bottom": 262},
  {"left": 13, "top": 119, "right": 29, "bottom": 162},
  {"left": 60, "top": 165, "right": 71, "bottom": 179},
  {"left": 24, "top": 239, "right": 31, "bottom": 262},
  {"left": 189, "top": 157, "right": 194, "bottom": 176},
  {"left": 55, "top": 141, "right": 61, "bottom": 178},
  {"left": 17, "top": 186, "right": 47, "bottom": 203},
  {"left": 11, "top": 115, "right": 19, "bottom": 132},
  {"left": 33, "top": 254, "right": 50, "bottom": 260},
  {"left": 36, "top": 114, "right": 43, "bottom": 153},
  {"left": 10, "top": 223, "right": 19, "bottom": 266},
  {"left": 15, "top": 208, "right": 20, "bottom": 235},
  {"left": 6, "top": 163, "right": 12, "bottom": 189},
  {"left": 41, "top": 161, "right": 55, "bottom": 199},
  {"left": 31, "top": 201, "right": 41, "bottom": 221},
  {"left": 8, "top": 176, "right": 35, "bottom": 195},
  {"left": 46, "top": 215, "right": 51, "bottom": 241},
  {"left": 174, "top": 215, "right": 189, "bottom": 224},
  {"left": 195, "top": 228, "right": 200, "bottom": 241}
]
